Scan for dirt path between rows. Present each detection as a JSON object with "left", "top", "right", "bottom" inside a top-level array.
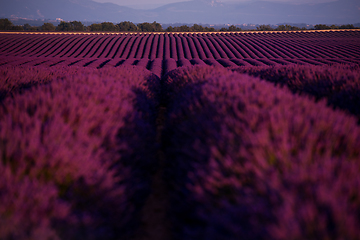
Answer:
[{"left": 132, "top": 107, "right": 172, "bottom": 240}]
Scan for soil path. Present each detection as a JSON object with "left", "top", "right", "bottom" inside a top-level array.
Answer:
[{"left": 132, "top": 107, "right": 172, "bottom": 240}]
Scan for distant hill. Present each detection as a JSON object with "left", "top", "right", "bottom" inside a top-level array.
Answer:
[
  {"left": 1, "top": 0, "right": 359, "bottom": 24},
  {"left": 0, "top": 0, "right": 137, "bottom": 22}
]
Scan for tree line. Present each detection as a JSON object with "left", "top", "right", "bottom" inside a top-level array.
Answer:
[
  {"left": 256, "top": 24, "right": 358, "bottom": 31},
  {"left": 0, "top": 19, "right": 161, "bottom": 32},
  {"left": 0, "top": 18, "right": 358, "bottom": 32}
]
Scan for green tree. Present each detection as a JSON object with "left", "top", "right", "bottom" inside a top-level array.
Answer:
[
  {"left": 101, "top": 22, "right": 118, "bottom": 31},
  {"left": 152, "top": 21, "right": 163, "bottom": 32},
  {"left": 0, "top": 18, "right": 13, "bottom": 30},
  {"left": 117, "top": 21, "right": 138, "bottom": 31},
  {"left": 137, "top": 21, "right": 163, "bottom": 32},
  {"left": 41, "top": 23, "right": 56, "bottom": 31},
  {"left": 57, "top": 21, "right": 85, "bottom": 31},
  {"left": 23, "top": 23, "right": 32, "bottom": 30},
  {"left": 339, "top": 24, "right": 355, "bottom": 29},
  {"left": 256, "top": 24, "right": 274, "bottom": 31},
  {"left": 204, "top": 27, "right": 215, "bottom": 32},
  {"left": 11, "top": 25, "right": 24, "bottom": 31},
  {"left": 137, "top": 22, "right": 153, "bottom": 32},
  {"left": 228, "top": 25, "right": 241, "bottom": 31},
  {"left": 291, "top": 25, "right": 301, "bottom": 31},
  {"left": 191, "top": 24, "right": 204, "bottom": 32},
  {"left": 57, "top": 21, "right": 73, "bottom": 31},
  {"left": 89, "top": 23, "right": 102, "bottom": 31},
  {"left": 71, "top": 21, "right": 85, "bottom": 31},
  {"left": 29, "top": 26, "right": 39, "bottom": 31},
  {"left": 276, "top": 24, "right": 302, "bottom": 31},
  {"left": 166, "top": 26, "right": 174, "bottom": 32},
  {"left": 314, "top": 24, "right": 330, "bottom": 30},
  {"left": 276, "top": 24, "right": 286, "bottom": 31},
  {"left": 178, "top": 25, "right": 190, "bottom": 32}
]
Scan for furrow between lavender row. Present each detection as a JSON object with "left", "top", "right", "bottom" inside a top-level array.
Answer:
[{"left": 1, "top": 32, "right": 359, "bottom": 61}]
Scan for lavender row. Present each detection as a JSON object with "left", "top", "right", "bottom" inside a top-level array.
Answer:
[
  {"left": 162, "top": 65, "right": 360, "bottom": 240},
  {"left": 1, "top": 31, "right": 359, "bottom": 61},
  {"left": 0, "top": 65, "right": 160, "bottom": 239},
  {"left": 0, "top": 65, "right": 84, "bottom": 101},
  {"left": 231, "top": 64, "right": 360, "bottom": 121},
  {"left": 4, "top": 54, "right": 359, "bottom": 78}
]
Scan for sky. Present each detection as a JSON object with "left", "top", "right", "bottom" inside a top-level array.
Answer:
[{"left": 92, "top": 0, "right": 338, "bottom": 9}]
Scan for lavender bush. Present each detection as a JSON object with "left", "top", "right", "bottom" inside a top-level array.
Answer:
[
  {"left": 0, "top": 65, "right": 160, "bottom": 239},
  {"left": 231, "top": 64, "right": 360, "bottom": 121},
  {"left": 0, "top": 66, "right": 82, "bottom": 101},
  {"left": 163, "top": 65, "right": 360, "bottom": 240},
  {"left": 161, "top": 64, "right": 233, "bottom": 105}
]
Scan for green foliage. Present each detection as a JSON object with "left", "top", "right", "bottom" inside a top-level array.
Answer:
[
  {"left": 166, "top": 26, "right": 174, "bottom": 32},
  {"left": 21, "top": 24, "right": 39, "bottom": 31},
  {"left": 137, "top": 22, "right": 153, "bottom": 32},
  {"left": 276, "top": 24, "right": 302, "bottom": 31},
  {"left": 228, "top": 25, "right": 241, "bottom": 31},
  {"left": 276, "top": 24, "right": 287, "bottom": 31},
  {"left": 57, "top": 21, "right": 73, "bottom": 31},
  {"left": 314, "top": 24, "right": 357, "bottom": 30},
  {"left": 165, "top": 25, "right": 188, "bottom": 32},
  {"left": 71, "top": 21, "right": 85, "bottom": 31},
  {"left": 220, "top": 25, "right": 242, "bottom": 31},
  {"left": 0, "top": 18, "right": 13, "bottom": 30},
  {"left": 339, "top": 24, "right": 355, "bottom": 29},
  {"left": 6, "top": 20, "right": 358, "bottom": 33},
  {"left": 116, "top": 21, "right": 138, "bottom": 31},
  {"left": 23, "top": 23, "right": 31, "bottom": 31},
  {"left": 330, "top": 24, "right": 340, "bottom": 29},
  {"left": 192, "top": 24, "right": 204, "bottom": 32},
  {"left": 256, "top": 24, "right": 274, "bottom": 31},
  {"left": 11, "top": 25, "right": 24, "bottom": 31},
  {"left": 41, "top": 23, "right": 56, "bottom": 31},
  {"left": 164, "top": 24, "right": 216, "bottom": 32},
  {"left": 314, "top": 24, "right": 331, "bottom": 30},
  {"left": 204, "top": 26, "right": 216, "bottom": 32},
  {"left": 101, "top": 22, "right": 119, "bottom": 31},
  {"left": 29, "top": 26, "right": 39, "bottom": 31},
  {"left": 178, "top": 25, "right": 191, "bottom": 32},
  {"left": 152, "top": 21, "right": 163, "bottom": 32},
  {"left": 89, "top": 23, "right": 102, "bottom": 31},
  {"left": 137, "top": 21, "right": 163, "bottom": 32},
  {"left": 88, "top": 22, "right": 119, "bottom": 31},
  {"left": 57, "top": 21, "right": 85, "bottom": 31}
]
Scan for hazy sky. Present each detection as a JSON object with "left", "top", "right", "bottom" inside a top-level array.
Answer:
[{"left": 92, "top": 0, "right": 338, "bottom": 9}]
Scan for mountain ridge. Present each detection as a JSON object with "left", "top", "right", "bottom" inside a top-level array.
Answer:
[{"left": 1, "top": 0, "right": 359, "bottom": 24}]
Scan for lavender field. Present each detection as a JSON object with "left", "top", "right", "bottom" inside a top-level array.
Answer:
[
  {"left": 0, "top": 30, "right": 360, "bottom": 240},
  {"left": 1, "top": 30, "right": 360, "bottom": 76}
]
